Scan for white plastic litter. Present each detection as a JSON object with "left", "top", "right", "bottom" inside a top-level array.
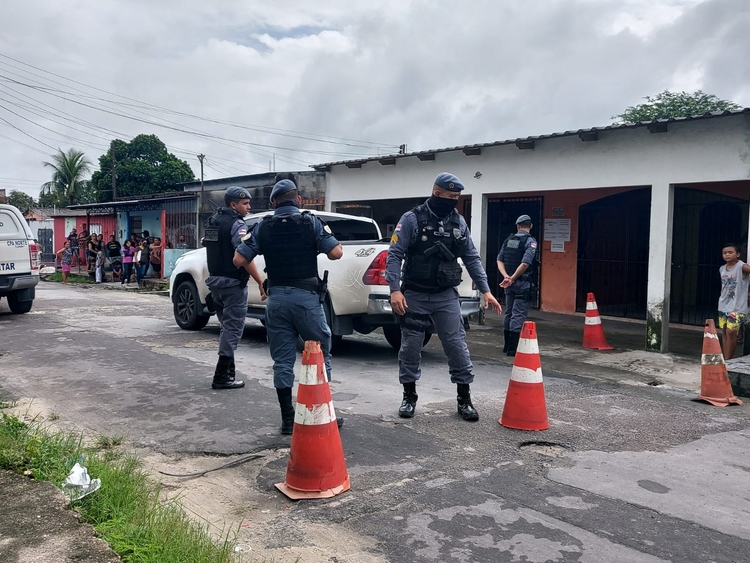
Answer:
[{"left": 61, "top": 463, "right": 101, "bottom": 501}]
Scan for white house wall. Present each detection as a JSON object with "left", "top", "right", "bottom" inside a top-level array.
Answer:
[{"left": 325, "top": 115, "right": 750, "bottom": 353}]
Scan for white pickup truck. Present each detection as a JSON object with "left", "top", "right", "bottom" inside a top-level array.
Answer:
[
  {"left": 0, "top": 203, "right": 40, "bottom": 314},
  {"left": 169, "top": 210, "right": 481, "bottom": 349}
]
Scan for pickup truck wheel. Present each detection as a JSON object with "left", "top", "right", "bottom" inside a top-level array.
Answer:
[
  {"left": 7, "top": 292, "right": 32, "bottom": 314},
  {"left": 382, "top": 326, "right": 432, "bottom": 350},
  {"left": 174, "top": 281, "right": 210, "bottom": 330}
]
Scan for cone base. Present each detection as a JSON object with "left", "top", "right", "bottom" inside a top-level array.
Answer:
[
  {"left": 499, "top": 419, "right": 549, "bottom": 431},
  {"left": 692, "top": 395, "right": 743, "bottom": 407},
  {"left": 275, "top": 476, "right": 351, "bottom": 500},
  {"left": 583, "top": 342, "right": 614, "bottom": 351}
]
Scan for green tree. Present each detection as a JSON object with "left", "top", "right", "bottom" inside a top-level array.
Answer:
[
  {"left": 613, "top": 90, "right": 742, "bottom": 124},
  {"left": 7, "top": 190, "right": 36, "bottom": 210},
  {"left": 39, "top": 148, "right": 93, "bottom": 206},
  {"left": 91, "top": 135, "right": 195, "bottom": 200}
]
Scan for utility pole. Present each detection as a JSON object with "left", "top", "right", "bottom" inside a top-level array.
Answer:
[
  {"left": 111, "top": 145, "right": 117, "bottom": 201},
  {"left": 197, "top": 154, "right": 205, "bottom": 213}
]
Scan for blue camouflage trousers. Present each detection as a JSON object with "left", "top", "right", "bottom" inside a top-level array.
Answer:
[
  {"left": 398, "top": 288, "right": 473, "bottom": 385},
  {"left": 265, "top": 286, "right": 332, "bottom": 389}
]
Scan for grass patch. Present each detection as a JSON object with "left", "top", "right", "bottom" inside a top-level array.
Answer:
[
  {"left": 45, "top": 272, "right": 94, "bottom": 284},
  {"left": 96, "top": 434, "right": 124, "bottom": 450},
  {"left": 0, "top": 409, "right": 239, "bottom": 562}
]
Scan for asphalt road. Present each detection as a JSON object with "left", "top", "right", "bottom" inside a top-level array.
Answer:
[{"left": 1, "top": 283, "right": 749, "bottom": 563}]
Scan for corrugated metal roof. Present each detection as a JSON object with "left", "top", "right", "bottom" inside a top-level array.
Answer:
[
  {"left": 67, "top": 192, "right": 197, "bottom": 210},
  {"left": 312, "top": 108, "right": 750, "bottom": 170}
]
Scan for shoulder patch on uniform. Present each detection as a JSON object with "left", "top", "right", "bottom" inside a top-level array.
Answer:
[
  {"left": 324, "top": 225, "right": 332, "bottom": 234},
  {"left": 390, "top": 233, "right": 399, "bottom": 244},
  {"left": 530, "top": 242, "right": 537, "bottom": 248},
  {"left": 237, "top": 227, "right": 247, "bottom": 235},
  {"left": 395, "top": 224, "right": 402, "bottom": 232}
]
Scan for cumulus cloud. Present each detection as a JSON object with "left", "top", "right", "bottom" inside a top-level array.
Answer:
[{"left": 0, "top": 0, "right": 747, "bottom": 198}]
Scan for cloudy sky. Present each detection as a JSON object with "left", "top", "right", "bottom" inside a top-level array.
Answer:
[{"left": 1, "top": 0, "right": 748, "bottom": 199}]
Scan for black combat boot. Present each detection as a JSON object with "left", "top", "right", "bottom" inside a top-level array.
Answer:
[
  {"left": 227, "top": 358, "right": 236, "bottom": 382},
  {"left": 399, "top": 382, "right": 418, "bottom": 418},
  {"left": 503, "top": 330, "right": 511, "bottom": 354},
  {"left": 456, "top": 383, "right": 479, "bottom": 422},
  {"left": 277, "top": 387, "right": 295, "bottom": 435},
  {"left": 507, "top": 332, "right": 521, "bottom": 357},
  {"left": 211, "top": 355, "right": 245, "bottom": 390}
]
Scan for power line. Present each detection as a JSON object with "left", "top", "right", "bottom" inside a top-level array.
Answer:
[
  {"left": 0, "top": 113, "right": 57, "bottom": 150},
  {"left": 0, "top": 132, "right": 49, "bottom": 156},
  {"left": 0, "top": 73, "right": 332, "bottom": 167},
  {"left": 0, "top": 53, "right": 399, "bottom": 150},
  {"left": 0, "top": 65, "right": 328, "bottom": 168}
]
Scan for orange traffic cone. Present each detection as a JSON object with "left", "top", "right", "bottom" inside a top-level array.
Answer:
[
  {"left": 692, "top": 319, "right": 743, "bottom": 407},
  {"left": 275, "top": 341, "right": 351, "bottom": 500},
  {"left": 500, "top": 321, "right": 549, "bottom": 431},
  {"left": 583, "top": 293, "right": 614, "bottom": 350}
]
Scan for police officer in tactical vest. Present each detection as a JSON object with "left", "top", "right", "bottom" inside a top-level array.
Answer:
[
  {"left": 497, "top": 214, "right": 538, "bottom": 356},
  {"left": 203, "top": 186, "right": 265, "bottom": 390},
  {"left": 386, "top": 173, "right": 502, "bottom": 422},
  {"left": 233, "top": 176, "right": 344, "bottom": 435}
]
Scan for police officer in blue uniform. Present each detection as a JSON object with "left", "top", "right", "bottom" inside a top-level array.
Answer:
[
  {"left": 386, "top": 173, "right": 502, "bottom": 422},
  {"left": 233, "top": 178, "right": 344, "bottom": 434},
  {"left": 497, "top": 214, "right": 538, "bottom": 356},
  {"left": 203, "top": 186, "right": 265, "bottom": 390}
]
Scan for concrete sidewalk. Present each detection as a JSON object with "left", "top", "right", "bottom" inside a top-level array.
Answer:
[{"left": 465, "top": 309, "right": 708, "bottom": 393}]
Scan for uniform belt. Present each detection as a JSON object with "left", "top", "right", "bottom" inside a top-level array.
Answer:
[
  {"left": 402, "top": 282, "right": 445, "bottom": 294},
  {"left": 268, "top": 279, "right": 320, "bottom": 292}
]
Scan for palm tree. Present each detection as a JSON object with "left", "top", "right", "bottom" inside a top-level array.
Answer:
[{"left": 40, "top": 148, "right": 92, "bottom": 206}]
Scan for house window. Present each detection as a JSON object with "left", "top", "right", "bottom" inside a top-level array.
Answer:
[
  {"left": 131, "top": 216, "right": 142, "bottom": 236},
  {"left": 89, "top": 224, "right": 102, "bottom": 235}
]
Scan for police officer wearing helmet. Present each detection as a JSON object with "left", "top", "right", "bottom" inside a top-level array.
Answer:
[
  {"left": 497, "top": 214, "right": 538, "bottom": 356},
  {"left": 203, "top": 186, "right": 266, "bottom": 390},
  {"left": 233, "top": 176, "right": 344, "bottom": 435},
  {"left": 386, "top": 173, "right": 503, "bottom": 422}
]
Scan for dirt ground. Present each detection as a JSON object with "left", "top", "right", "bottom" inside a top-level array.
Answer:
[{"left": 2, "top": 398, "right": 385, "bottom": 563}]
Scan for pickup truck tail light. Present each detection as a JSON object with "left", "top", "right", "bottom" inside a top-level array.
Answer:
[
  {"left": 29, "top": 243, "right": 39, "bottom": 272},
  {"left": 362, "top": 250, "right": 389, "bottom": 285}
]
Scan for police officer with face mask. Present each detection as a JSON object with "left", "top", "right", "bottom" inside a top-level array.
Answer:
[
  {"left": 233, "top": 177, "right": 344, "bottom": 434},
  {"left": 386, "top": 173, "right": 503, "bottom": 422},
  {"left": 497, "top": 214, "right": 538, "bottom": 356},
  {"left": 203, "top": 186, "right": 266, "bottom": 390}
]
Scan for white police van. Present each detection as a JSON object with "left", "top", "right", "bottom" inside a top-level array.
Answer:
[{"left": 0, "top": 204, "right": 39, "bottom": 314}]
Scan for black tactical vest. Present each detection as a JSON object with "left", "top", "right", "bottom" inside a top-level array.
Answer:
[
  {"left": 501, "top": 232, "right": 534, "bottom": 279},
  {"left": 256, "top": 211, "right": 318, "bottom": 289},
  {"left": 203, "top": 208, "right": 249, "bottom": 283},
  {"left": 403, "top": 202, "right": 466, "bottom": 292}
]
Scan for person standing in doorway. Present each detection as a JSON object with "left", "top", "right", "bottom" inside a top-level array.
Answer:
[
  {"left": 497, "top": 215, "right": 539, "bottom": 356},
  {"left": 386, "top": 173, "right": 502, "bottom": 422},
  {"left": 718, "top": 243, "right": 750, "bottom": 360},
  {"left": 204, "top": 186, "right": 265, "bottom": 390},
  {"left": 67, "top": 228, "right": 79, "bottom": 267},
  {"left": 233, "top": 177, "right": 343, "bottom": 434}
]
